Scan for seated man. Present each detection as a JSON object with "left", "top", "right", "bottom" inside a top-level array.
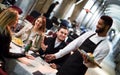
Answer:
[{"left": 39, "top": 26, "right": 70, "bottom": 69}]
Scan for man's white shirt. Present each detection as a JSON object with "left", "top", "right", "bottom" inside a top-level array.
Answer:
[{"left": 55, "top": 31, "right": 110, "bottom": 64}]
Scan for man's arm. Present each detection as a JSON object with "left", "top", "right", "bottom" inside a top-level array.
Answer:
[
  {"left": 45, "top": 31, "right": 95, "bottom": 61},
  {"left": 44, "top": 35, "right": 83, "bottom": 61}
]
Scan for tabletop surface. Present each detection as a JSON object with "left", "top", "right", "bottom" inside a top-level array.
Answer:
[{"left": 7, "top": 42, "right": 57, "bottom": 75}]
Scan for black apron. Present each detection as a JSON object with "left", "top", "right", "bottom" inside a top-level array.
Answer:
[{"left": 57, "top": 33, "right": 103, "bottom": 75}]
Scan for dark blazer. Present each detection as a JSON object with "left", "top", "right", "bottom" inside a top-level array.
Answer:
[
  {"left": 39, "top": 37, "right": 70, "bottom": 69},
  {"left": 0, "top": 30, "right": 26, "bottom": 59},
  {"left": 0, "top": 30, "right": 26, "bottom": 69}
]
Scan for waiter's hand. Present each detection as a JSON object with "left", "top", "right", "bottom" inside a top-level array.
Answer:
[
  {"left": 82, "top": 53, "right": 89, "bottom": 63},
  {"left": 44, "top": 54, "right": 56, "bottom": 62},
  {"left": 82, "top": 53, "right": 94, "bottom": 63}
]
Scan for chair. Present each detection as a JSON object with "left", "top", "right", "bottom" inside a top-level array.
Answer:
[
  {"left": 46, "top": 18, "right": 53, "bottom": 29},
  {"left": 25, "top": 10, "right": 41, "bottom": 23},
  {"left": 51, "top": 16, "right": 59, "bottom": 25},
  {"left": 25, "top": 15, "right": 35, "bottom": 23},
  {"left": 10, "top": 5, "right": 23, "bottom": 14},
  {"left": 66, "top": 31, "right": 79, "bottom": 44},
  {"left": 30, "top": 10, "right": 41, "bottom": 19}
]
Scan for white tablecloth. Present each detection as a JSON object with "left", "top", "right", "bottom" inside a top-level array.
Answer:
[{"left": 6, "top": 43, "right": 57, "bottom": 75}]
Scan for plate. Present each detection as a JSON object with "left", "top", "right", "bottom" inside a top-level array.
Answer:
[
  {"left": 78, "top": 49, "right": 102, "bottom": 68},
  {"left": 12, "top": 37, "right": 24, "bottom": 47}
]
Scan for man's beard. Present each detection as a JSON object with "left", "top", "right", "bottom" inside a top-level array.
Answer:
[{"left": 95, "top": 28, "right": 105, "bottom": 33}]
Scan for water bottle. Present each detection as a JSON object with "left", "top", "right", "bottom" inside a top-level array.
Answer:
[{"left": 24, "top": 40, "right": 33, "bottom": 53}]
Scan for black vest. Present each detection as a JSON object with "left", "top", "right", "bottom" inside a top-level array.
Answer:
[{"left": 57, "top": 33, "right": 103, "bottom": 75}]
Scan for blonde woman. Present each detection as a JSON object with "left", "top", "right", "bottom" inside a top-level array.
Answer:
[
  {"left": 15, "top": 16, "right": 47, "bottom": 50},
  {"left": 0, "top": 8, "right": 34, "bottom": 74}
]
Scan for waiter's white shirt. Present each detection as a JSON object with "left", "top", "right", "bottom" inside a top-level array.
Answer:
[{"left": 55, "top": 31, "right": 110, "bottom": 64}]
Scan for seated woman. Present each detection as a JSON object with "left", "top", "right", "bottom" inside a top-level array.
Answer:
[
  {"left": 15, "top": 16, "right": 47, "bottom": 51},
  {"left": 0, "top": 7, "right": 34, "bottom": 75}
]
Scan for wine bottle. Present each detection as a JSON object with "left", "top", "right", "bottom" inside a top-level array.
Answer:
[{"left": 24, "top": 40, "right": 33, "bottom": 53}]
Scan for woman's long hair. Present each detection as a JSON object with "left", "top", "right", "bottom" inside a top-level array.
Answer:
[
  {"left": 33, "top": 16, "right": 46, "bottom": 33},
  {"left": 0, "top": 8, "right": 18, "bottom": 34}
]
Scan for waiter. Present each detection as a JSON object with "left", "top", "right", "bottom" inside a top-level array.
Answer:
[{"left": 45, "top": 15, "right": 113, "bottom": 75}]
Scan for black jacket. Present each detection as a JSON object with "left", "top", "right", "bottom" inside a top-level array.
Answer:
[
  {"left": 39, "top": 37, "right": 70, "bottom": 69},
  {"left": 0, "top": 30, "right": 26, "bottom": 69}
]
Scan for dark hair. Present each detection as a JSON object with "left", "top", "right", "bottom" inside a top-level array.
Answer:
[
  {"left": 57, "top": 26, "right": 68, "bottom": 31},
  {"left": 100, "top": 15, "right": 113, "bottom": 28},
  {"left": 55, "top": 1, "right": 59, "bottom": 4}
]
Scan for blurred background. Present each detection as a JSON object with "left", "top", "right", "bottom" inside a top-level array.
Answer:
[{"left": 1, "top": 0, "right": 120, "bottom": 75}]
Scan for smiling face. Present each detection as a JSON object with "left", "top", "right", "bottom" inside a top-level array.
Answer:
[
  {"left": 34, "top": 17, "right": 43, "bottom": 29},
  {"left": 95, "top": 15, "right": 113, "bottom": 36},
  {"left": 56, "top": 28, "right": 68, "bottom": 41},
  {"left": 95, "top": 19, "right": 106, "bottom": 33}
]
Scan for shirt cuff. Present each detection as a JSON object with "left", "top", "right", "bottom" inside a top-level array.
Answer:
[{"left": 54, "top": 53, "right": 62, "bottom": 59}]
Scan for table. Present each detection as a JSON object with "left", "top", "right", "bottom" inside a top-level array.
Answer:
[{"left": 6, "top": 43, "right": 57, "bottom": 75}]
